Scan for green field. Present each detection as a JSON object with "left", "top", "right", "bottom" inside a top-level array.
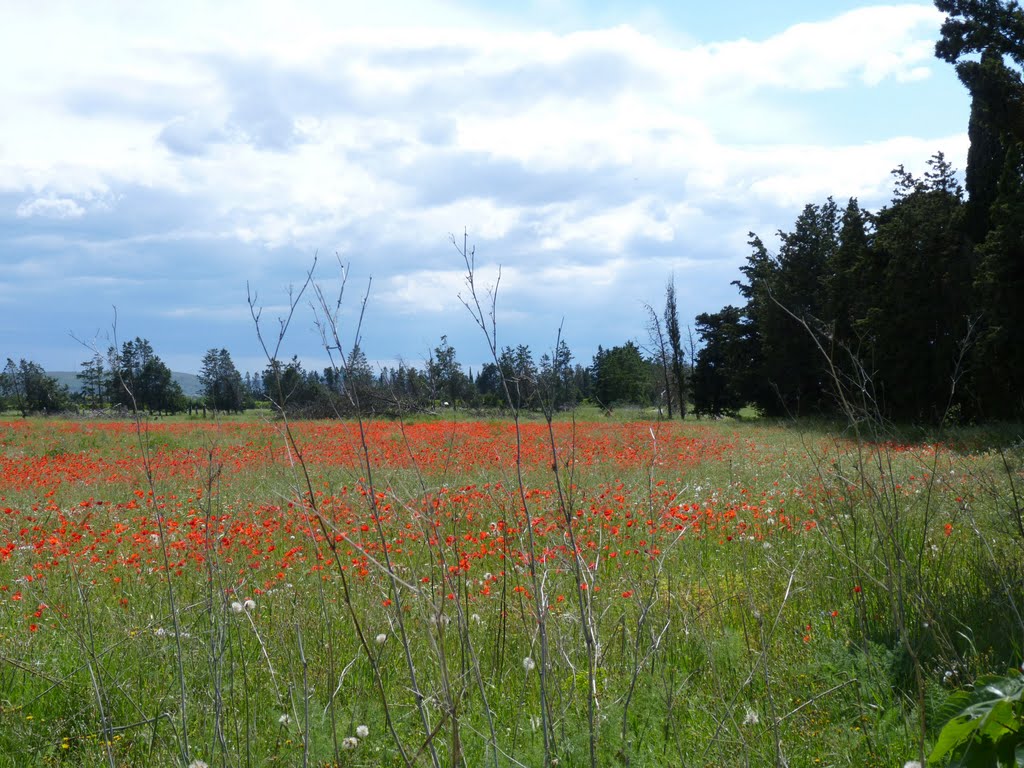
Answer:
[{"left": 0, "top": 414, "right": 1021, "bottom": 766}]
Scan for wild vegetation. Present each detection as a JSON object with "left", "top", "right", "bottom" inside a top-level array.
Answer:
[{"left": 0, "top": 414, "right": 1021, "bottom": 767}]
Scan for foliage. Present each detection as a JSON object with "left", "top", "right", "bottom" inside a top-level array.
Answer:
[
  {"left": 76, "top": 353, "right": 106, "bottom": 409},
  {"left": 107, "top": 337, "right": 185, "bottom": 414},
  {"left": 0, "top": 358, "right": 69, "bottom": 415},
  {"left": 592, "top": 341, "right": 652, "bottom": 407},
  {"left": 198, "top": 347, "right": 245, "bottom": 413},
  {"left": 692, "top": 306, "right": 754, "bottom": 417},
  {"left": 930, "top": 670, "right": 1024, "bottom": 766},
  {"left": 664, "top": 276, "right": 687, "bottom": 419}
]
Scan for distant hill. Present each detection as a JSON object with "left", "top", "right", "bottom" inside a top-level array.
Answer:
[{"left": 49, "top": 370, "right": 204, "bottom": 398}]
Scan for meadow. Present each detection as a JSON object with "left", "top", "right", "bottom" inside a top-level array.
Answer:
[{"left": 0, "top": 413, "right": 1021, "bottom": 767}]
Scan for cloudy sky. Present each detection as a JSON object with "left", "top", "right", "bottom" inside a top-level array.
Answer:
[{"left": 0, "top": 1, "right": 970, "bottom": 377}]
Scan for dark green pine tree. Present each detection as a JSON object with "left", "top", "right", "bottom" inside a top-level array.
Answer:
[
  {"left": 935, "top": 0, "right": 1024, "bottom": 418},
  {"left": 959, "top": 48, "right": 1017, "bottom": 244},
  {"left": 108, "top": 337, "right": 183, "bottom": 413},
  {"left": 77, "top": 352, "right": 106, "bottom": 408},
  {"left": 820, "top": 198, "right": 881, "bottom": 407},
  {"left": 972, "top": 144, "right": 1024, "bottom": 417},
  {"left": 824, "top": 198, "right": 875, "bottom": 344},
  {"left": 592, "top": 342, "right": 649, "bottom": 406},
  {"left": 736, "top": 200, "right": 839, "bottom": 416},
  {"left": 867, "top": 155, "right": 969, "bottom": 422},
  {"left": 692, "top": 306, "right": 752, "bottom": 417},
  {"left": 664, "top": 276, "right": 687, "bottom": 419},
  {"left": 199, "top": 348, "right": 245, "bottom": 413},
  {"left": 2, "top": 359, "right": 68, "bottom": 416}
]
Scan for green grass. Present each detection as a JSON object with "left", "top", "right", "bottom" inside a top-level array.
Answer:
[{"left": 0, "top": 414, "right": 1021, "bottom": 766}]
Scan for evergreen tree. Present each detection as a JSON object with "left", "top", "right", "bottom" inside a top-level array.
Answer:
[
  {"left": 1, "top": 358, "right": 69, "bottom": 416},
  {"left": 538, "top": 338, "right": 575, "bottom": 413},
  {"left": 734, "top": 200, "right": 840, "bottom": 418},
  {"left": 429, "top": 336, "right": 467, "bottom": 408},
  {"left": 343, "top": 343, "right": 375, "bottom": 407},
  {"left": 199, "top": 348, "right": 245, "bottom": 413},
  {"left": 868, "top": 156, "right": 969, "bottom": 422},
  {"left": 592, "top": 342, "right": 649, "bottom": 406},
  {"left": 76, "top": 353, "right": 106, "bottom": 408},
  {"left": 692, "top": 307, "right": 755, "bottom": 417},
  {"left": 972, "top": 143, "right": 1024, "bottom": 417},
  {"left": 475, "top": 362, "right": 504, "bottom": 405},
  {"left": 497, "top": 345, "right": 538, "bottom": 410},
  {"left": 936, "top": 0, "right": 1024, "bottom": 418},
  {"left": 108, "top": 338, "right": 183, "bottom": 414},
  {"left": 664, "top": 277, "right": 687, "bottom": 419}
]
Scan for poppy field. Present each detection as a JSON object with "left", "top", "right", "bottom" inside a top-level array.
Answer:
[{"left": 0, "top": 415, "right": 1020, "bottom": 766}]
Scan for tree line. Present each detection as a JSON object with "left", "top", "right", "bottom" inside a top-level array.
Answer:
[
  {"left": 691, "top": 1, "right": 1024, "bottom": 423},
  {"left": 1, "top": 300, "right": 694, "bottom": 418}
]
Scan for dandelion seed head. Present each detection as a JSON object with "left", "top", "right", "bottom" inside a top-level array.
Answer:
[
  {"left": 243, "top": 599, "right": 256, "bottom": 612},
  {"left": 742, "top": 706, "right": 759, "bottom": 726},
  {"left": 522, "top": 656, "right": 535, "bottom": 673},
  {"left": 356, "top": 724, "right": 369, "bottom": 739},
  {"left": 342, "top": 736, "right": 359, "bottom": 750},
  {"left": 278, "top": 714, "right": 291, "bottom": 726},
  {"left": 188, "top": 761, "right": 209, "bottom": 768},
  {"left": 230, "top": 601, "right": 243, "bottom": 614},
  {"left": 375, "top": 633, "right": 387, "bottom": 645}
]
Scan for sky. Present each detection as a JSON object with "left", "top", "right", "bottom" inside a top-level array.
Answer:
[{"left": 0, "top": 1, "right": 971, "bottom": 378}]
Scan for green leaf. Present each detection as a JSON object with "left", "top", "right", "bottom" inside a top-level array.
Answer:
[{"left": 930, "top": 714, "right": 983, "bottom": 762}]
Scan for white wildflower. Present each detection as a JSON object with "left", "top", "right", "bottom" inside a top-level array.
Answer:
[
  {"left": 230, "top": 601, "right": 243, "bottom": 614},
  {"left": 743, "top": 707, "right": 759, "bottom": 726},
  {"left": 342, "top": 736, "right": 359, "bottom": 750},
  {"left": 522, "top": 657, "right": 536, "bottom": 673},
  {"left": 375, "top": 633, "right": 387, "bottom": 645},
  {"left": 243, "top": 598, "right": 256, "bottom": 612},
  {"left": 278, "top": 714, "right": 291, "bottom": 726},
  {"left": 471, "top": 613, "right": 482, "bottom": 625},
  {"left": 356, "top": 724, "right": 369, "bottom": 739}
]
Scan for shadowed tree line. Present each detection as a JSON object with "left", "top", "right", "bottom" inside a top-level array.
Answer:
[
  {"left": 691, "top": 0, "right": 1024, "bottom": 423},
  {"left": 1, "top": 331, "right": 683, "bottom": 418}
]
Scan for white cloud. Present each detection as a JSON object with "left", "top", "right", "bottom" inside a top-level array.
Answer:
[
  {"left": 693, "top": 5, "right": 943, "bottom": 93},
  {"left": 16, "top": 197, "right": 85, "bottom": 219},
  {"left": 0, "top": 1, "right": 971, "bottom": 369}
]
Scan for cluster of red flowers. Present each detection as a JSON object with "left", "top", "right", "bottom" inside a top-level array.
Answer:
[{"left": 0, "top": 419, "right": 965, "bottom": 632}]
